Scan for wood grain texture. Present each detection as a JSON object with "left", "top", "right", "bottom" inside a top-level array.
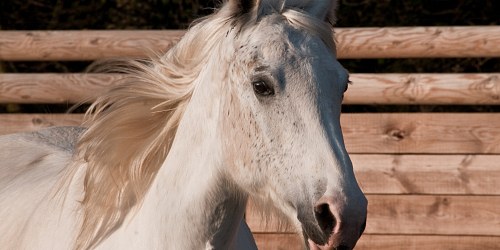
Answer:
[
  {"left": 247, "top": 195, "right": 500, "bottom": 236},
  {"left": 0, "top": 30, "right": 185, "bottom": 61},
  {"left": 2, "top": 73, "right": 500, "bottom": 104},
  {"left": 345, "top": 73, "right": 500, "bottom": 105},
  {"left": 341, "top": 113, "right": 500, "bottom": 154},
  {"left": 356, "top": 235, "right": 500, "bottom": 250},
  {"left": 335, "top": 26, "right": 500, "bottom": 59},
  {"left": 252, "top": 233, "right": 303, "bottom": 250},
  {"left": 0, "top": 73, "right": 122, "bottom": 103},
  {"left": 352, "top": 154, "right": 500, "bottom": 195},
  {"left": 2, "top": 27, "right": 500, "bottom": 60},
  {"left": 2, "top": 113, "right": 500, "bottom": 154},
  {"left": 365, "top": 195, "right": 500, "bottom": 236},
  {"left": 0, "top": 114, "right": 83, "bottom": 135},
  {"left": 253, "top": 234, "right": 500, "bottom": 250}
]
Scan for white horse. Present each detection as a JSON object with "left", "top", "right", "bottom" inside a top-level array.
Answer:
[{"left": 0, "top": 0, "right": 367, "bottom": 249}]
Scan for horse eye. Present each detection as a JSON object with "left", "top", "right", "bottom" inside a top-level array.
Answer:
[
  {"left": 342, "top": 81, "right": 351, "bottom": 99},
  {"left": 252, "top": 81, "right": 274, "bottom": 96},
  {"left": 345, "top": 81, "right": 352, "bottom": 92}
]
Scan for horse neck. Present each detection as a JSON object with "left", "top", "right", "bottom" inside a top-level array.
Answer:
[{"left": 105, "top": 77, "right": 248, "bottom": 250}]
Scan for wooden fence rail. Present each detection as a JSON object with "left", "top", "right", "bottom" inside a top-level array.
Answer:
[
  {"left": 2, "top": 73, "right": 500, "bottom": 104},
  {"left": 3, "top": 113, "right": 500, "bottom": 154},
  {"left": 1, "top": 26, "right": 499, "bottom": 250},
  {"left": 1, "top": 26, "right": 500, "bottom": 61}
]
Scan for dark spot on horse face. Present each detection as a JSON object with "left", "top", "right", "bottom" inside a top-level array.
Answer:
[
  {"left": 254, "top": 65, "right": 270, "bottom": 72},
  {"left": 27, "top": 154, "right": 49, "bottom": 168}
]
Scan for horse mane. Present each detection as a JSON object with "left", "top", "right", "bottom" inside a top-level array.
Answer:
[
  {"left": 72, "top": 20, "right": 219, "bottom": 250},
  {"left": 69, "top": 1, "right": 338, "bottom": 249}
]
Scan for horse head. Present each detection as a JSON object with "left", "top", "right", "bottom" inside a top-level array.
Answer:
[{"left": 217, "top": 0, "right": 368, "bottom": 249}]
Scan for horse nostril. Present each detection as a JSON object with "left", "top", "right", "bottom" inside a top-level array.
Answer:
[
  {"left": 335, "top": 245, "right": 351, "bottom": 250},
  {"left": 314, "top": 203, "right": 336, "bottom": 235},
  {"left": 359, "top": 218, "right": 367, "bottom": 237}
]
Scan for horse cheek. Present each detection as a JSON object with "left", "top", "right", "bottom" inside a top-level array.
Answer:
[{"left": 222, "top": 90, "right": 265, "bottom": 191}]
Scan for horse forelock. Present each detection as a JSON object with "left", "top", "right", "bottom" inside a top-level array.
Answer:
[
  {"left": 69, "top": 1, "right": 339, "bottom": 249},
  {"left": 228, "top": 0, "right": 337, "bottom": 56}
]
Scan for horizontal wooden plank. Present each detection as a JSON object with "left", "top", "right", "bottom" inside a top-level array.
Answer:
[
  {"left": 336, "top": 26, "right": 500, "bottom": 59},
  {"left": 0, "top": 73, "right": 122, "bottom": 103},
  {"left": 2, "top": 113, "right": 500, "bottom": 154},
  {"left": 0, "top": 114, "right": 83, "bottom": 135},
  {"left": 0, "top": 30, "right": 185, "bottom": 61},
  {"left": 2, "top": 73, "right": 500, "bottom": 104},
  {"left": 252, "top": 233, "right": 500, "bottom": 250},
  {"left": 1, "top": 27, "right": 499, "bottom": 61},
  {"left": 366, "top": 195, "right": 500, "bottom": 236},
  {"left": 247, "top": 195, "right": 500, "bottom": 236},
  {"left": 341, "top": 113, "right": 500, "bottom": 154},
  {"left": 353, "top": 154, "right": 500, "bottom": 195},
  {"left": 356, "top": 235, "right": 500, "bottom": 250},
  {"left": 345, "top": 73, "right": 500, "bottom": 105}
]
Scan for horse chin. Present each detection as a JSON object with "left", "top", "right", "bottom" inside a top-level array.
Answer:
[
  {"left": 307, "top": 238, "right": 336, "bottom": 250},
  {"left": 301, "top": 224, "right": 329, "bottom": 245},
  {"left": 295, "top": 203, "right": 333, "bottom": 246},
  {"left": 298, "top": 216, "right": 345, "bottom": 250},
  {"left": 306, "top": 234, "right": 355, "bottom": 250},
  {"left": 297, "top": 214, "right": 331, "bottom": 248}
]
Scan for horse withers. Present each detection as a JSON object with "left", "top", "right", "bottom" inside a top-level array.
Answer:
[{"left": 0, "top": 0, "right": 367, "bottom": 249}]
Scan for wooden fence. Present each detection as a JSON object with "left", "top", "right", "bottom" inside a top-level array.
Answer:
[{"left": 1, "top": 26, "right": 500, "bottom": 249}]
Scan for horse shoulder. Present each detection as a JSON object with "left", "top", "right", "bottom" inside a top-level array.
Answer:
[{"left": 0, "top": 126, "right": 86, "bottom": 250}]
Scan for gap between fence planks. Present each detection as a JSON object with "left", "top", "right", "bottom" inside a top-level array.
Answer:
[
  {"left": 246, "top": 195, "right": 500, "bottom": 236},
  {"left": 2, "top": 113, "right": 500, "bottom": 154},
  {"left": 252, "top": 234, "right": 500, "bottom": 250},
  {"left": 1, "top": 26, "right": 500, "bottom": 61},
  {"left": 2, "top": 73, "right": 500, "bottom": 104}
]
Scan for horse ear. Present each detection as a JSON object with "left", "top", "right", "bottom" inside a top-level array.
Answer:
[
  {"left": 307, "top": 0, "right": 339, "bottom": 24},
  {"left": 325, "top": 0, "right": 339, "bottom": 25},
  {"left": 229, "top": 0, "right": 259, "bottom": 15}
]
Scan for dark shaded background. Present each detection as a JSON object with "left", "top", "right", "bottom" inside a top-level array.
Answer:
[{"left": 1, "top": 0, "right": 499, "bottom": 113}]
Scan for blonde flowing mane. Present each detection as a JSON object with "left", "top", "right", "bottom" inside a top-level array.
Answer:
[{"left": 71, "top": 1, "right": 338, "bottom": 249}]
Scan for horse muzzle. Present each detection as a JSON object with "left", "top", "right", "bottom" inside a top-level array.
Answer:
[{"left": 306, "top": 194, "right": 367, "bottom": 250}]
